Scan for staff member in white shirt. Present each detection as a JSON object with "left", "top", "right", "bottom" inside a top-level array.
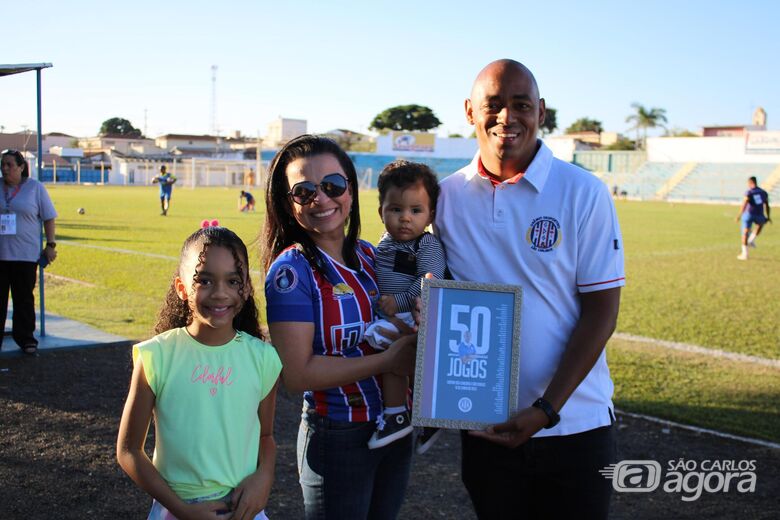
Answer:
[{"left": 434, "top": 59, "right": 625, "bottom": 519}]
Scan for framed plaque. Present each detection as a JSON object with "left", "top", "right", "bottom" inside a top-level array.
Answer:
[{"left": 412, "top": 278, "right": 522, "bottom": 430}]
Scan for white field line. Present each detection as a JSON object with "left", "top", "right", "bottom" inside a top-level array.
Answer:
[
  {"left": 613, "top": 332, "right": 780, "bottom": 368},
  {"left": 616, "top": 409, "right": 780, "bottom": 451},
  {"left": 44, "top": 273, "right": 97, "bottom": 288},
  {"left": 59, "top": 240, "right": 179, "bottom": 261},
  {"left": 58, "top": 240, "right": 263, "bottom": 277},
  {"left": 629, "top": 243, "right": 734, "bottom": 258}
]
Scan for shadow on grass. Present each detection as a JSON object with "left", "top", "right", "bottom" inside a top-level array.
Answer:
[{"left": 58, "top": 223, "right": 131, "bottom": 231}]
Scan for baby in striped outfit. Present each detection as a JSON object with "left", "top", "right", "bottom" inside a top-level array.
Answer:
[{"left": 366, "top": 160, "right": 447, "bottom": 451}]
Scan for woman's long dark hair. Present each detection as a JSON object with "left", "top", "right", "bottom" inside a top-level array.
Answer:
[
  {"left": 2, "top": 150, "right": 30, "bottom": 178},
  {"left": 262, "top": 134, "right": 361, "bottom": 272},
  {"left": 155, "top": 226, "right": 263, "bottom": 340}
]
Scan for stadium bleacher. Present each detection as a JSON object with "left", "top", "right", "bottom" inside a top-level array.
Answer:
[
  {"left": 668, "top": 163, "right": 777, "bottom": 202},
  {"left": 599, "top": 162, "right": 684, "bottom": 200}
]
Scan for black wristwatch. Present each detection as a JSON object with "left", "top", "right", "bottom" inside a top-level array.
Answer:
[
  {"left": 532, "top": 398, "right": 560, "bottom": 429},
  {"left": 46, "top": 242, "right": 56, "bottom": 249}
]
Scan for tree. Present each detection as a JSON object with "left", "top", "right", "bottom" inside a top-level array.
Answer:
[
  {"left": 448, "top": 132, "right": 464, "bottom": 138},
  {"left": 99, "top": 117, "right": 143, "bottom": 138},
  {"left": 369, "top": 105, "right": 442, "bottom": 132},
  {"left": 664, "top": 127, "right": 699, "bottom": 137},
  {"left": 541, "top": 106, "right": 557, "bottom": 135},
  {"left": 565, "top": 117, "right": 603, "bottom": 134},
  {"left": 602, "top": 137, "right": 636, "bottom": 150},
  {"left": 625, "top": 103, "right": 667, "bottom": 149}
]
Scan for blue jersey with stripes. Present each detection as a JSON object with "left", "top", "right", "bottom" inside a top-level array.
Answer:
[{"left": 265, "top": 241, "right": 383, "bottom": 422}]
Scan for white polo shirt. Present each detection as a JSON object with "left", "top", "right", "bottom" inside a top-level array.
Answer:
[{"left": 434, "top": 141, "right": 625, "bottom": 437}]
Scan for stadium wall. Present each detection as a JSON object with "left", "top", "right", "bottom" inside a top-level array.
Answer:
[{"left": 647, "top": 136, "right": 780, "bottom": 163}]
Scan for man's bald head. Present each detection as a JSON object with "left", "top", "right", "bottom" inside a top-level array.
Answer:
[
  {"left": 465, "top": 59, "right": 545, "bottom": 178},
  {"left": 471, "top": 59, "right": 540, "bottom": 101}
]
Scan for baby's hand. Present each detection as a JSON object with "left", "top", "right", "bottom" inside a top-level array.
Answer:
[{"left": 378, "top": 295, "right": 399, "bottom": 316}]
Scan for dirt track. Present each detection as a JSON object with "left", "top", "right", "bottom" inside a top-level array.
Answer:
[{"left": 1, "top": 346, "right": 778, "bottom": 519}]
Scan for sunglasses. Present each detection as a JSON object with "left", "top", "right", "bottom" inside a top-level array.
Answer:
[
  {"left": 287, "top": 173, "right": 349, "bottom": 205},
  {"left": 1, "top": 149, "right": 23, "bottom": 159}
]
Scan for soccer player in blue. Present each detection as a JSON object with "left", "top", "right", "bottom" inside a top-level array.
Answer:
[
  {"left": 262, "top": 135, "right": 416, "bottom": 519},
  {"left": 239, "top": 190, "right": 256, "bottom": 212},
  {"left": 152, "top": 165, "right": 177, "bottom": 216},
  {"left": 736, "top": 176, "right": 771, "bottom": 260}
]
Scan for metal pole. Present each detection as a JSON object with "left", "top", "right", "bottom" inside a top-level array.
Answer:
[
  {"left": 36, "top": 68, "right": 46, "bottom": 336},
  {"left": 256, "top": 133, "right": 261, "bottom": 187}
]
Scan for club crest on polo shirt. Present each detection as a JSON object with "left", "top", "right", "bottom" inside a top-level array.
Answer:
[
  {"left": 332, "top": 283, "right": 355, "bottom": 300},
  {"left": 273, "top": 264, "right": 298, "bottom": 293},
  {"left": 526, "top": 216, "right": 562, "bottom": 252}
]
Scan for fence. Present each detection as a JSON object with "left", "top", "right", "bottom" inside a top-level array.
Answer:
[
  {"left": 38, "top": 161, "right": 112, "bottom": 183},
  {"left": 110, "top": 158, "right": 267, "bottom": 188}
]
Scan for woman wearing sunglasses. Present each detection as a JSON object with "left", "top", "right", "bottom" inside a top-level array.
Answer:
[
  {"left": 1, "top": 150, "right": 58, "bottom": 356},
  {"left": 262, "top": 135, "right": 416, "bottom": 519}
]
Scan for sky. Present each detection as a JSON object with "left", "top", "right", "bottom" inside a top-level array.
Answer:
[{"left": 3, "top": 0, "right": 779, "bottom": 140}]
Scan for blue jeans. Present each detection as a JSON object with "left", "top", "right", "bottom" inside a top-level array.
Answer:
[{"left": 297, "top": 410, "right": 412, "bottom": 520}]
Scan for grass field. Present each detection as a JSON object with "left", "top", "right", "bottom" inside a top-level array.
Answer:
[{"left": 36, "top": 185, "right": 780, "bottom": 442}]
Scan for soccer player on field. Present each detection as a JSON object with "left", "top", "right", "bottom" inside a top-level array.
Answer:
[
  {"left": 736, "top": 176, "right": 771, "bottom": 260},
  {"left": 152, "top": 165, "right": 177, "bottom": 216}
]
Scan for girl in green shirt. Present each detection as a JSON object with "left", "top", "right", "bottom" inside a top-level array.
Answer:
[{"left": 118, "top": 226, "right": 282, "bottom": 520}]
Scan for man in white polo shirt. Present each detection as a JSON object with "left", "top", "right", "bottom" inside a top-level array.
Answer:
[{"left": 434, "top": 59, "right": 625, "bottom": 519}]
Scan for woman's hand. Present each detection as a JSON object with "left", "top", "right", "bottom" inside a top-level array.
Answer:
[{"left": 43, "top": 244, "right": 57, "bottom": 264}]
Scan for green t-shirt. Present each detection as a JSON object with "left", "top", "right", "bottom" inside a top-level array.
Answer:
[{"left": 133, "top": 328, "right": 282, "bottom": 500}]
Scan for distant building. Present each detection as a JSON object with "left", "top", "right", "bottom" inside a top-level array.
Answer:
[
  {"left": 561, "top": 131, "right": 622, "bottom": 147},
  {"left": 323, "top": 129, "right": 374, "bottom": 151},
  {"left": 43, "top": 132, "right": 77, "bottom": 151},
  {"left": 266, "top": 117, "right": 307, "bottom": 148},
  {"left": 702, "top": 107, "right": 767, "bottom": 137},
  {"left": 752, "top": 107, "right": 767, "bottom": 127},
  {"left": 79, "top": 134, "right": 158, "bottom": 155},
  {"left": 154, "top": 133, "right": 254, "bottom": 157},
  {"left": 0, "top": 131, "right": 38, "bottom": 153},
  {"left": 701, "top": 125, "right": 764, "bottom": 137},
  {"left": 49, "top": 146, "right": 84, "bottom": 160},
  {"left": 155, "top": 134, "right": 220, "bottom": 153}
]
